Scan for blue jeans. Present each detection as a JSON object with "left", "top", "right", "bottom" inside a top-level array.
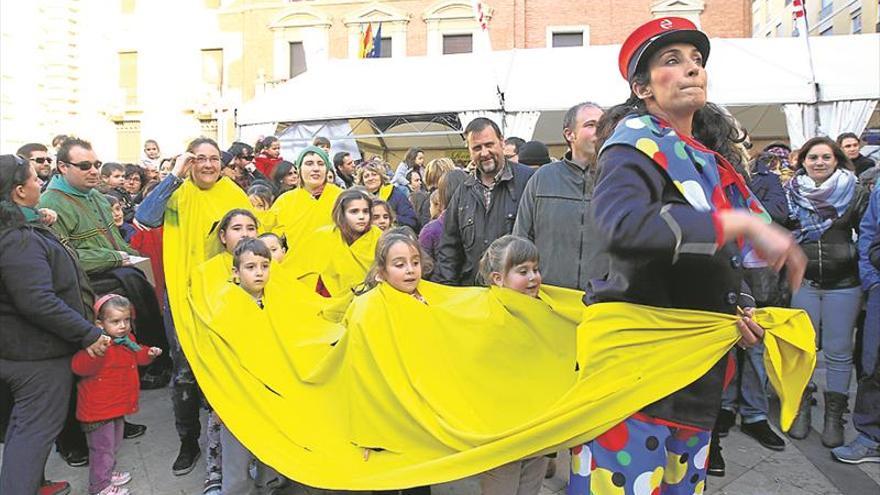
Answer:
[
  {"left": 854, "top": 286, "right": 880, "bottom": 442},
  {"left": 862, "top": 286, "right": 880, "bottom": 378},
  {"left": 721, "top": 342, "right": 769, "bottom": 423},
  {"left": 791, "top": 283, "right": 863, "bottom": 394},
  {"left": 164, "top": 293, "right": 201, "bottom": 445}
]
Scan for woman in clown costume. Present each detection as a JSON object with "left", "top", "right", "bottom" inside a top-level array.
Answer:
[{"left": 570, "top": 17, "right": 807, "bottom": 494}]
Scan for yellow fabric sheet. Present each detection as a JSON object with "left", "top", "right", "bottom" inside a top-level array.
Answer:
[
  {"left": 177, "top": 248, "right": 816, "bottom": 492},
  {"left": 267, "top": 185, "right": 342, "bottom": 252},
  {"left": 163, "top": 177, "right": 252, "bottom": 344},
  {"left": 280, "top": 225, "right": 382, "bottom": 297}
]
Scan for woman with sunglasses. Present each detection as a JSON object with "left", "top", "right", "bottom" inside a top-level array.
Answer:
[
  {"left": 0, "top": 154, "right": 112, "bottom": 495},
  {"left": 784, "top": 136, "right": 869, "bottom": 448}
]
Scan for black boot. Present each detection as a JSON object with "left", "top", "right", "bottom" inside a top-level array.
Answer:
[
  {"left": 716, "top": 408, "right": 736, "bottom": 438},
  {"left": 172, "top": 440, "right": 201, "bottom": 476},
  {"left": 788, "top": 382, "right": 816, "bottom": 439},
  {"left": 821, "top": 391, "right": 848, "bottom": 448},
  {"left": 707, "top": 431, "right": 725, "bottom": 477}
]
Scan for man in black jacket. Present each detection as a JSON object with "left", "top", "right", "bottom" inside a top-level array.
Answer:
[
  {"left": 838, "top": 132, "right": 877, "bottom": 176},
  {"left": 434, "top": 118, "right": 534, "bottom": 285}
]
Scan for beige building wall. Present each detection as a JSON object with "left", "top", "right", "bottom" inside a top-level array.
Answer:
[
  {"left": 2, "top": 0, "right": 754, "bottom": 161},
  {"left": 753, "top": 0, "right": 878, "bottom": 38},
  {"left": 0, "top": 0, "right": 89, "bottom": 153}
]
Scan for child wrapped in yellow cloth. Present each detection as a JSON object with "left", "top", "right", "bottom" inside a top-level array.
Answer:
[{"left": 177, "top": 225, "right": 816, "bottom": 490}]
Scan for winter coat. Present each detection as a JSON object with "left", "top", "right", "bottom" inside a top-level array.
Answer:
[
  {"left": 434, "top": 161, "right": 534, "bottom": 286},
  {"left": 589, "top": 145, "right": 755, "bottom": 431},
  {"left": 513, "top": 157, "right": 608, "bottom": 290},
  {"left": 859, "top": 187, "right": 880, "bottom": 290},
  {"left": 71, "top": 335, "right": 154, "bottom": 422},
  {"left": 853, "top": 154, "right": 876, "bottom": 177},
  {"left": 419, "top": 214, "right": 444, "bottom": 263},
  {"left": 747, "top": 160, "right": 789, "bottom": 225},
  {"left": 870, "top": 234, "right": 880, "bottom": 271},
  {"left": 0, "top": 223, "right": 102, "bottom": 361},
  {"left": 385, "top": 186, "right": 420, "bottom": 231},
  {"left": 411, "top": 189, "right": 431, "bottom": 230},
  {"left": 791, "top": 185, "right": 869, "bottom": 289}
]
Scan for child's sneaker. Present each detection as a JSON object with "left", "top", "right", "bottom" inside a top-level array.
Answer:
[
  {"left": 111, "top": 471, "right": 132, "bottom": 486},
  {"left": 95, "top": 485, "right": 129, "bottom": 495}
]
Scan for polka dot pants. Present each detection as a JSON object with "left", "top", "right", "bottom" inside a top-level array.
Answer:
[{"left": 567, "top": 414, "right": 710, "bottom": 495}]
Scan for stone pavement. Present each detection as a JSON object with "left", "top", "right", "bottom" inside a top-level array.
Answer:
[{"left": 3, "top": 361, "right": 878, "bottom": 494}]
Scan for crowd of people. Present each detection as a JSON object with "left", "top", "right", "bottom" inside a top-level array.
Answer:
[{"left": 1, "top": 16, "right": 879, "bottom": 495}]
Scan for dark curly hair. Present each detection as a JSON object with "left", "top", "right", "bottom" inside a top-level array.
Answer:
[{"left": 0, "top": 154, "right": 33, "bottom": 234}]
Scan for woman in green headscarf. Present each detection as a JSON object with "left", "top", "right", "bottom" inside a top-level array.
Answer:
[{"left": 268, "top": 146, "right": 342, "bottom": 253}]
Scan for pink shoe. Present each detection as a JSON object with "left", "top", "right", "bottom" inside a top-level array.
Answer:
[
  {"left": 95, "top": 485, "right": 129, "bottom": 495},
  {"left": 111, "top": 471, "right": 132, "bottom": 486}
]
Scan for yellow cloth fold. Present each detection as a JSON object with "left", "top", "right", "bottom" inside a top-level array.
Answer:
[
  {"left": 379, "top": 184, "right": 394, "bottom": 201},
  {"left": 163, "top": 177, "right": 251, "bottom": 331},
  {"left": 281, "top": 225, "right": 382, "bottom": 297},
  {"left": 267, "top": 185, "right": 342, "bottom": 252},
  {"left": 178, "top": 260, "right": 816, "bottom": 491}
]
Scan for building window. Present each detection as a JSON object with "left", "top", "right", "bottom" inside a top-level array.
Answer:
[
  {"left": 115, "top": 121, "right": 141, "bottom": 164},
  {"left": 289, "top": 42, "right": 306, "bottom": 78},
  {"left": 118, "top": 51, "right": 138, "bottom": 107},
  {"left": 851, "top": 10, "right": 862, "bottom": 34},
  {"left": 820, "top": 25, "right": 833, "bottom": 36},
  {"left": 442, "top": 34, "right": 472, "bottom": 54},
  {"left": 378, "top": 37, "right": 392, "bottom": 58},
  {"left": 552, "top": 32, "right": 584, "bottom": 48},
  {"left": 201, "top": 49, "right": 223, "bottom": 94},
  {"left": 819, "top": 0, "right": 833, "bottom": 19}
]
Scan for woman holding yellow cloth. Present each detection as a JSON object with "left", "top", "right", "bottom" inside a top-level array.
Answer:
[
  {"left": 566, "top": 17, "right": 808, "bottom": 494},
  {"left": 268, "top": 146, "right": 342, "bottom": 252},
  {"left": 133, "top": 137, "right": 252, "bottom": 476}
]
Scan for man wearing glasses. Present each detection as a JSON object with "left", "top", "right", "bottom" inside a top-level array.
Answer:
[
  {"left": 227, "top": 141, "right": 268, "bottom": 191},
  {"left": 38, "top": 138, "right": 170, "bottom": 463},
  {"left": 17, "top": 142, "right": 54, "bottom": 189}
]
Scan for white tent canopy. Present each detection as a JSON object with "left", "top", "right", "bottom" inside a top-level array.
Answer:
[
  {"left": 238, "top": 53, "right": 506, "bottom": 126},
  {"left": 237, "top": 34, "right": 879, "bottom": 147}
]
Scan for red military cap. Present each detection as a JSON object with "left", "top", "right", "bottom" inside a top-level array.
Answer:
[{"left": 618, "top": 17, "right": 710, "bottom": 82}]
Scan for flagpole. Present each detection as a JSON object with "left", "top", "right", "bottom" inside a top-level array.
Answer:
[
  {"left": 792, "top": 0, "right": 821, "bottom": 137},
  {"left": 470, "top": 0, "right": 505, "bottom": 131}
]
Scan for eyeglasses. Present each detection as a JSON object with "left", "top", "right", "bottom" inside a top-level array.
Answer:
[
  {"left": 240, "top": 155, "right": 254, "bottom": 162},
  {"left": 30, "top": 157, "right": 53, "bottom": 165},
  {"left": 195, "top": 156, "right": 221, "bottom": 165},
  {"left": 61, "top": 160, "right": 103, "bottom": 171}
]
